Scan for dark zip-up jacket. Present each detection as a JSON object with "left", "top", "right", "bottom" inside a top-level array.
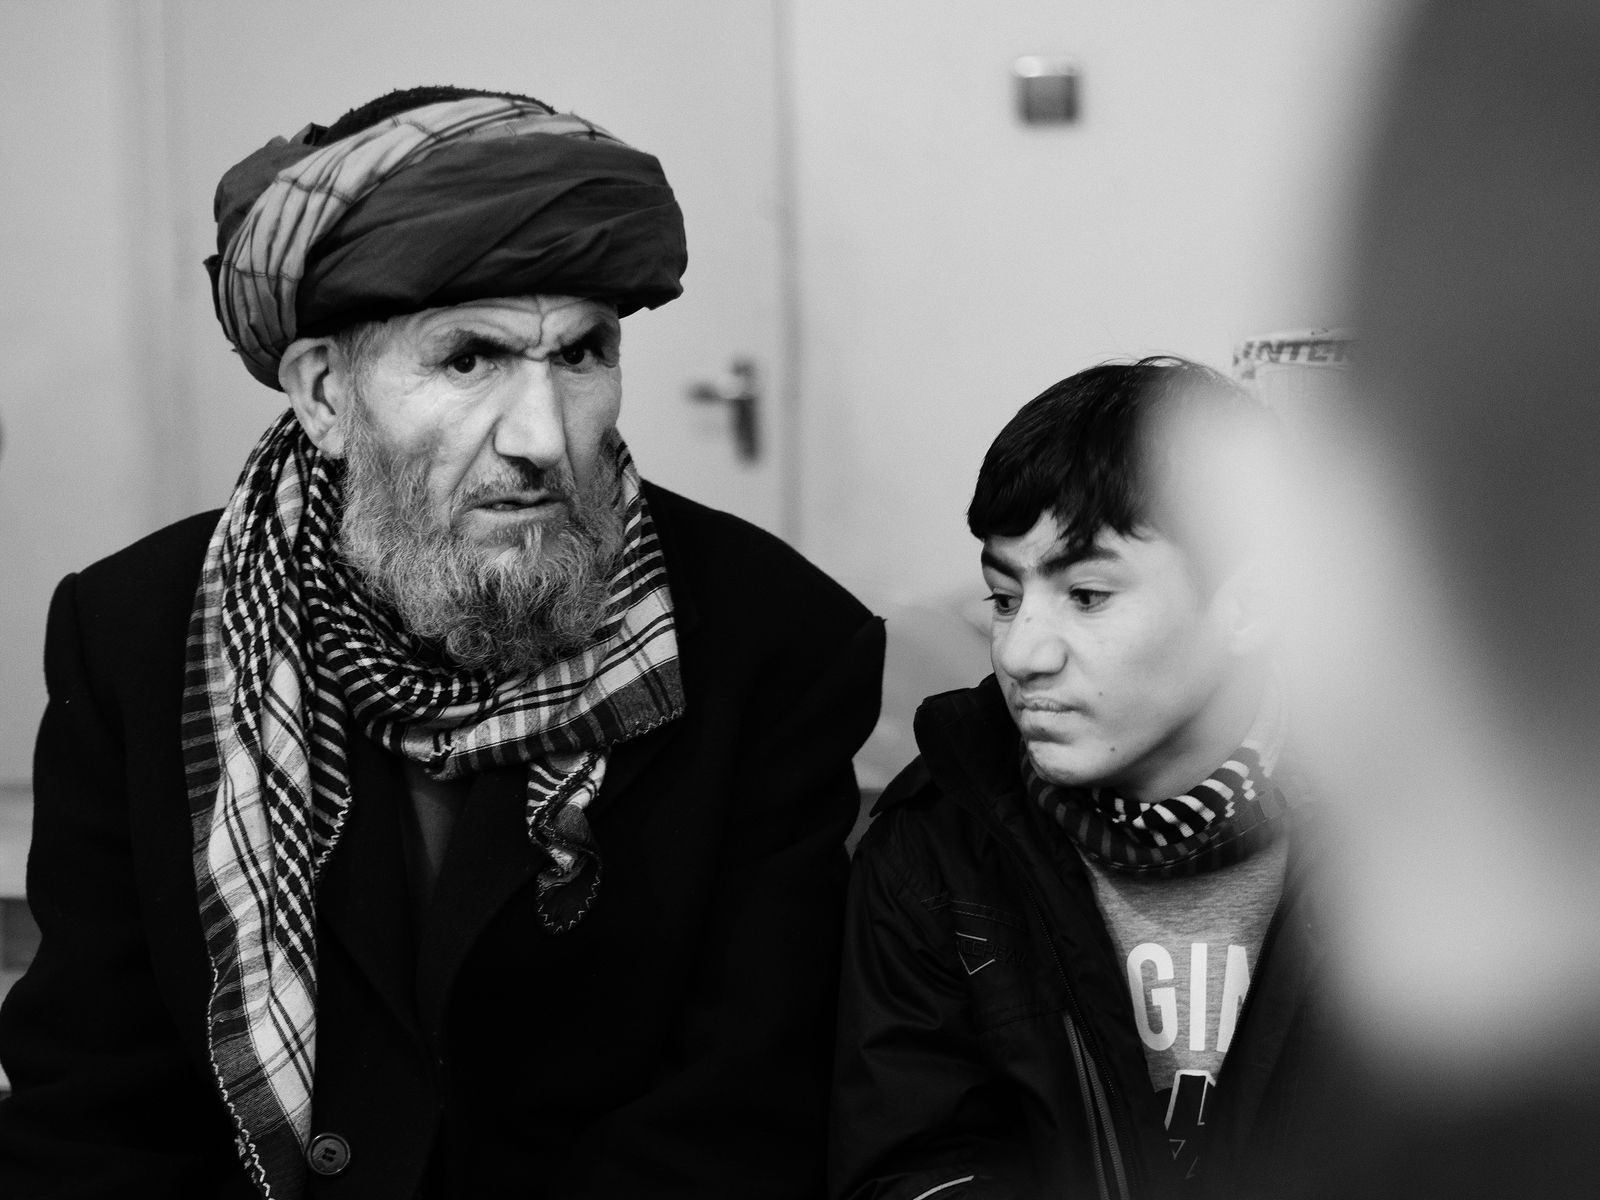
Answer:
[{"left": 831, "top": 677, "right": 1331, "bottom": 1200}]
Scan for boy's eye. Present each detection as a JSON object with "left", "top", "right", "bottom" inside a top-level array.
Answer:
[
  {"left": 1069, "top": 587, "right": 1110, "bottom": 612},
  {"left": 986, "top": 591, "right": 1020, "bottom": 617}
]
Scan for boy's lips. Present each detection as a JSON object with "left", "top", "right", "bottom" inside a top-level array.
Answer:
[
  {"left": 1013, "top": 695, "right": 1088, "bottom": 743},
  {"left": 1015, "top": 693, "right": 1076, "bottom": 713}
]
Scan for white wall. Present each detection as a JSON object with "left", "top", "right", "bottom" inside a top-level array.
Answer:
[
  {"left": 0, "top": 3, "right": 158, "bottom": 784},
  {"left": 789, "top": 0, "right": 1404, "bottom": 611}
]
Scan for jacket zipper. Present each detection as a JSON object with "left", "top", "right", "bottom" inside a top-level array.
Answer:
[
  {"left": 1019, "top": 879, "right": 1134, "bottom": 1200},
  {"left": 1062, "top": 1012, "right": 1117, "bottom": 1200}
]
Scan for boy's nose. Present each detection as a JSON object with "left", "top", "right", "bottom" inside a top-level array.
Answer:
[{"left": 994, "top": 613, "right": 1069, "bottom": 682}]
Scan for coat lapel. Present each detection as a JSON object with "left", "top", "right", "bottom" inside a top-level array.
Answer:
[
  {"left": 413, "top": 763, "right": 535, "bottom": 1035},
  {"left": 317, "top": 733, "right": 423, "bottom": 1040},
  {"left": 409, "top": 712, "right": 683, "bottom": 1035},
  {"left": 590, "top": 716, "right": 678, "bottom": 817}
]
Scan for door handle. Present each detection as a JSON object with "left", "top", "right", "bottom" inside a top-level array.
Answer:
[{"left": 688, "top": 358, "right": 760, "bottom": 462}]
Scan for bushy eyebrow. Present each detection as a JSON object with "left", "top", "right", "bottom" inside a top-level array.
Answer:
[
  {"left": 557, "top": 315, "right": 621, "bottom": 353},
  {"left": 981, "top": 542, "right": 1122, "bottom": 580},
  {"left": 560, "top": 311, "right": 621, "bottom": 343},
  {"left": 425, "top": 327, "right": 526, "bottom": 359}
]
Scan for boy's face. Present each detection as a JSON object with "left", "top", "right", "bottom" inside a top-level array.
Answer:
[{"left": 982, "top": 511, "right": 1244, "bottom": 802}]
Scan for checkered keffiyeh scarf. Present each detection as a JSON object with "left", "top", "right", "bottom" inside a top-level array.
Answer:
[
  {"left": 1022, "top": 706, "right": 1296, "bottom": 878},
  {"left": 180, "top": 412, "right": 683, "bottom": 1197}
]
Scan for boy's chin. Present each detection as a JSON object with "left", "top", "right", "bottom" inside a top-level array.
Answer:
[{"left": 1024, "top": 741, "right": 1116, "bottom": 790}]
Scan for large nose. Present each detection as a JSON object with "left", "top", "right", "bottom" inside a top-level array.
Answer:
[
  {"left": 993, "top": 604, "right": 1069, "bottom": 684},
  {"left": 492, "top": 362, "right": 567, "bottom": 469}
]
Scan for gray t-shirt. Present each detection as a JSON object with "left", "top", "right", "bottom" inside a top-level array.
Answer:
[{"left": 1077, "top": 837, "right": 1287, "bottom": 1179}]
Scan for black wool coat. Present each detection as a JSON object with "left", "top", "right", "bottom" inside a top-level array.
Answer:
[{"left": 0, "top": 482, "right": 885, "bottom": 1200}]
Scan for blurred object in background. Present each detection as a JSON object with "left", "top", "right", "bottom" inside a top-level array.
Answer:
[
  {"left": 1234, "top": 327, "right": 1355, "bottom": 422},
  {"left": 1266, "top": 0, "right": 1600, "bottom": 1195}
]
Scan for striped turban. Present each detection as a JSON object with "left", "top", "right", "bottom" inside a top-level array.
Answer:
[{"left": 206, "top": 94, "right": 687, "bottom": 389}]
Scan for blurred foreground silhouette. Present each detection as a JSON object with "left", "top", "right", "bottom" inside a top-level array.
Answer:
[{"left": 1261, "top": 1, "right": 1600, "bottom": 1194}]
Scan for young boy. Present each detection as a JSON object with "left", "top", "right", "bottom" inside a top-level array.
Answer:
[{"left": 831, "top": 358, "right": 1323, "bottom": 1200}]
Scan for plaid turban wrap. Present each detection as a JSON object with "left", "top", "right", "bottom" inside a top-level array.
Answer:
[{"left": 206, "top": 94, "right": 687, "bottom": 388}]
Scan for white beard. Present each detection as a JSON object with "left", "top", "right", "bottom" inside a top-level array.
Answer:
[{"left": 335, "top": 401, "right": 626, "bottom": 675}]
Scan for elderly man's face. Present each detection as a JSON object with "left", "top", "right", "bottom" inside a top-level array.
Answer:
[
  {"left": 327, "top": 295, "right": 628, "bottom": 672},
  {"left": 343, "top": 295, "right": 623, "bottom": 562}
]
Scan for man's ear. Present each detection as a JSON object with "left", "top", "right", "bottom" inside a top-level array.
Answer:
[
  {"left": 279, "top": 337, "right": 352, "bottom": 458},
  {"left": 1213, "top": 559, "right": 1277, "bottom": 657}
]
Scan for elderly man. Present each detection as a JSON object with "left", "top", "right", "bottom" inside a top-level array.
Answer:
[{"left": 0, "top": 86, "right": 883, "bottom": 1200}]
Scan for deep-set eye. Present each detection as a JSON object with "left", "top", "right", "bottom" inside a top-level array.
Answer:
[
  {"left": 986, "top": 591, "right": 1020, "bottom": 617},
  {"left": 558, "top": 343, "right": 594, "bottom": 367},
  {"left": 445, "top": 351, "right": 481, "bottom": 375}
]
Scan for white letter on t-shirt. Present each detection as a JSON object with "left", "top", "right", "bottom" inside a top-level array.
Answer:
[
  {"left": 1128, "top": 943, "right": 1177, "bottom": 1051},
  {"left": 1216, "top": 944, "right": 1251, "bottom": 1053},
  {"left": 1190, "top": 942, "right": 1208, "bottom": 1051}
]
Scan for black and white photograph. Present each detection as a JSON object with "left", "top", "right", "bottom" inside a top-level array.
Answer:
[{"left": 0, "top": 2, "right": 1593, "bottom": 1197}]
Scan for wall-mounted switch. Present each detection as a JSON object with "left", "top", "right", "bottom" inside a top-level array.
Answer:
[{"left": 1013, "top": 56, "right": 1079, "bottom": 125}]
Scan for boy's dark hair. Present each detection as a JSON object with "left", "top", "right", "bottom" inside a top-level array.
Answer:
[{"left": 968, "top": 356, "right": 1260, "bottom": 566}]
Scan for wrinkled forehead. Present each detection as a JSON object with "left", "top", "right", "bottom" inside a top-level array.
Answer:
[{"left": 359, "top": 295, "right": 622, "bottom": 357}]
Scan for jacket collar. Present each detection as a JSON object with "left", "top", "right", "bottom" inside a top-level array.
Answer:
[
  {"left": 920, "top": 674, "right": 1014, "bottom": 769},
  {"left": 880, "top": 675, "right": 1101, "bottom": 903},
  {"left": 881, "top": 675, "right": 1025, "bottom": 822},
  {"left": 641, "top": 480, "right": 701, "bottom": 643}
]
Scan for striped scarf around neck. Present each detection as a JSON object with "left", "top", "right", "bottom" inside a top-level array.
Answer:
[
  {"left": 181, "top": 412, "right": 683, "bottom": 1197},
  {"left": 1022, "top": 699, "right": 1295, "bottom": 878}
]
